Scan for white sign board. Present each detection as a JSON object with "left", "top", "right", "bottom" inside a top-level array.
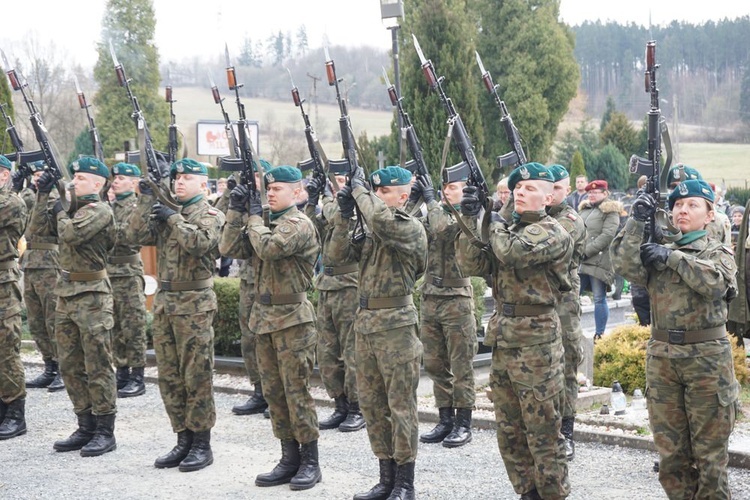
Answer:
[{"left": 196, "top": 120, "right": 259, "bottom": 157}]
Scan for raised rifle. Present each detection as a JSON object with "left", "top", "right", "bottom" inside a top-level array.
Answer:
[
  {"left": 109, "top": 42, "right": 180, "bottom": 212},
  {"left": 73, "top": 75, "right": 104, "bottom": 161},
  {"left": 2, "top": 50, "right": 75, "bottom": 212},
  {"left": 0, "top": 102, "right": 33, "bottom": 186},
  {"left": 475, "top": 51, "right": 527, "bottom": 182},
  {"left": 208, "top": 71, "right": 240, "bottom": 159},
  {"left": 164, "top": 70, "right": 187, "bottom": 164}
]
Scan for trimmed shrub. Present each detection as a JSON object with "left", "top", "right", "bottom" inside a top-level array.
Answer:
[{"left": 213, "top": 278, "right": 242, "bottom": 356}]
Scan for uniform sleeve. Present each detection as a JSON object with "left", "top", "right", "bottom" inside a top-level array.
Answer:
[
  {"left": 666, "top": 245, "right": 737, "bottom": 300},
  {"left": 28, "top": 191, "right": 57, "bottom": 237},
  {"left": 353, "top": 186, "right": 421, "bottom": 249},
  {"left": 246, "top": 215, "right": 316, "bottom": 261},
  {"left": 165, "top": 209, "right": 225, "bottom": 258},
  {"left": 455, "top": 215, "right": 492, "bottom": 277},
  {"left": 125, "top": 193, "right": 157, "bottom": 246},
  {"left": 610, "top": 218, "right": 648, "bottom": 286},
  {"left": 584, "top": 211, "right": 619, "bottom": 258},
  {"left": 214, "top": 189, "right": 230, "bottom": 214},
  {"left": 426, "top": 200, "right": 453, "bottom": 234},
  {"left": 219, "top": 209, "right": 253, "bottom": 259},
  {"left": 57, "top": 204, "right": 113, "bottom": 246},
  {"left": 490, "top": 222, "right": 570, "bottom": 268},
  {"left": 328, "top": 211, "right": 363, "bottom": 263}
]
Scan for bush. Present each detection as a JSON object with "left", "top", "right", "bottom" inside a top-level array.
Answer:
[
  {"left": 726, "top": 187, "right": 750, "bottom": 208},
  {"left": 213, "top": 278, "right": 242, "bottom": 356}
]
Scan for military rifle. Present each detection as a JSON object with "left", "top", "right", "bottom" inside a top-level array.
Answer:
[
  {"left": 208, "top": 71, "right": 240, "bottom": 159},
  {"left": 165, "top": 71, "right": 179, "bottom": 164},
  {"left": 73, "top": 75, "right": 104, "bottom": 161},
  {"left": 475, "top": 51, "right": 527, "bottom": 182},
  {"left": 0, "top": 102, "right": 33, "bottom": 187},
  {"left": 109, "top": 41, "right": 180, "bottom": 212}
]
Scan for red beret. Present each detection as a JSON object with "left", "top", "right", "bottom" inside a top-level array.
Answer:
[{"left": 585, "top": 180, "right": 608, "bottom": 192}]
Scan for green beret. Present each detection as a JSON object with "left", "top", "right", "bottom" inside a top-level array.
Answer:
[
  {"left": 507, "top": 162, "right": 553, "bottom": 191},
  {"left": 112, "top": 162, "right": 141, "bottom": 177},
  {"left": 251, "top": 158, "right": 272, "bottom": 173},
  {"left": 170, "top": 158, "right": 208, "bottom": 177},
  {"left": 668, "top": 179, "right": 715, "bottom": 210},
  {"left": 69, "top": 156, "right": 109, "bottom": 179},
  {"left": 264, "top": 165, "right": 302, "bottom": 185},
  {"left": 667, "top": 164, "right": 702, "bottom": 186},
  {"left": 29, "top": 160, "right": 47, "bottom": 172},
  {"left": 0, "top": 155, "right": 11, "bottom": 170},
  {"left": 370, "top": 166, "right": 412, "bottom": 188},
  {"left": 547, "top": 164, "right": 570, "bottom": 182}
]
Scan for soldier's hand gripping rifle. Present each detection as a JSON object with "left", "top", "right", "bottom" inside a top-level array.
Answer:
[
  {"left": 287, "top": 68, "right": 337, "bottom": 194},
  {"left": 208, "top": 71, "right": 240, "bottom": 160},
  {"left": 475, "top": 51, "right": 527, "bottom": 182},
  {"left": 2, "top": 50, "right": 75, "bottom": 212},
  {"left": 0, "top": 102, "right": 32, "bottom": 188},
  {"left": 628, "top": 41, "right": 678, "bottom": 243},
  {"left": 109, "top": 42, "right": 180, "bottom": 212}
]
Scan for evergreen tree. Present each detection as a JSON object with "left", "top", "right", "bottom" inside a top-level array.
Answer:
[
  {"left": 93, "top": 0, "right": 170, "bottom": 158},
  {"left": 600, "top": 111, "right": 639, "bottom": 158},
  {"left": 569, "top": 149, "right": 586, "bottom": 190},
  {"left": 600, "top": 96, "right": 616, "bottom": 131},
  {"left": 740, "top": 63, "right": 750, "bottom": 128},
  {"left": 0, "top": 76, "right": 15, "bottom": 156}
]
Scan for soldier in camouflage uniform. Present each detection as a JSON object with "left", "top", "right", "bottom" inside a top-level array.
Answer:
[
  {"left": 330, "top": 165, "right": 427, "bottom": 500},
  {"left": 611, "top": 179, "right": 739, "bottom": 500},
  {"left": 228, "top": 165, "right": 322, "bottom": 490},
  {"left": 127, "top": 158, "right": 225, "bottom": 472},
  {"left": 304, "top": 170, "right": 364, "bottom": 432},
  {"left": 0, "top": 155, "right": 29, "bottom": 440},
  {"left": 457, "top": 162, "right": 572, "bottom": 500},
  {"left": 107, "top": 163, "right": 148, "bottom": 398},
  {"left": 546, "top": 164, "right": 586, "bottom": 462},
  {"left": 38, "top": 157, "right": 118, "bottom": 457},
  {"left": 409, "top": 165, "right": 477, "bottom": 449}
]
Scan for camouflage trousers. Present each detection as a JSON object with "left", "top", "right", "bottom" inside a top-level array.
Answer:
[
  {"left": 0, "top": 281, "right": 24, "bottom": 404},
  {"left": 647, "top": 345, "right": 739, "bottom": 500},
  {"left": 56, "top": 292, "right": 116, "bottom": 416},
  {"left": 153, "top": 310, "right": 216, "bottom": 433},
  {"left": 23, "top": 267, "right": 59, "bottom": 362},
  {"left": 110, "top": 275, "right": 147, "bottom": 368},
  {"left": 490, "top": 339, "right": 570, "bottom": 499},
  {"left": 420, "top": 294, "right": 477, "bottom": 409},
  {"left": 316, "top": 287, "right": 359, "bottom": 402},
  {"left": 357, "top": 324, "right": 422, "bottom": 465},
  {"left": 558, "top": 304, "right": 583, "bottom": 419},
  {"left": 238, "top": 283, "right": 259, "bottom": 385},
  {"left": 256, "top": 323, "right": 319, "bottom": 444}
]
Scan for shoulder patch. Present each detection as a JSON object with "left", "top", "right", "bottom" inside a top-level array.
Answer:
[
  {"left": 566, "top": 213, "right": 577, "bottom": 221},
  {"left": 287, "top": 217, "right": 301, "bottom": 225},
  {"left": 720, "top": 254, "right": 735, "bottom": 269},
  {"left": 522, "top": 223, "right": 550, "bottom": 243},
  {"left": 279, "top": 225, "right": 291, "bottom": 234}
]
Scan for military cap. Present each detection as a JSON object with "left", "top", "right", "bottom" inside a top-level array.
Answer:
[
  {"left": 442, "top": 162, "right": 470, "bottom": 184},
  {"left": 264, "top": 165, "right": 302, "bottom": 185},
  {"left": 585, "top": 179, "right": 608, "bottom": 192},
  {"left": 112, "top": 162, "right": 141, "bottom": 177},
  {"left": 252, "top": 158, "right": 272, "bottom": 173},
  {"left": 370, "top": 165, "right": 412, "bottom": 188},
  {"left": 667, "top": 164, "right": 702, "bottom": 187},
  {"left": 29, "top": 160, "right": 48, "bottom": 172},
  {"left": 0, "top": 155, "right": 11, "bottom": 170},
  {"left": 69, "top": 156, "right": 109, "bottom": 179},
  {"left": 507, "top": 162, "right": 553, "bottom": 191},
  {"left": 170, "top": 158, "right": 208, "bottom": 177},
  {"left": 547, "top": 164, "right": 570, "bottom": 182},
  {"left": 668, "top": 179, "right": 715, "bottom": 210}
]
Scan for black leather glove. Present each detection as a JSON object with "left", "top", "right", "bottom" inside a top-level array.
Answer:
[
  {"left": 52, "top": 199, "right": 64, "bottom": 217},
  {"left": 226, "top": 175, "right": 237, "bottom": 191},
  {"left": 336, "top": 185, "right": 355, "bottom": 219},
  {"left": 408, "top": 182, "right": 421, "bottom": 205},
  {"left": 631, "top": 192, "right": 656, "bottom": 222},
  {"left": 36, "top": 171, "right": 56, "bottom": 194},
  {"left": 417, "top": 175, "right": 435, "bottom": 204},
  {"left": 228, "top": 184, "right": 250, "bottom": 213},
  {"left": 139, "top": 179, "right": 154, "bottom": 196},
  {"left": 11, "top": 171, "right": 26, "bottom": 193},
  {"left": 350, "top": 166, "right": 366, "bottom": 190},
  {"left": 150, "top": 203, "right": 177, "bottom": 224},
  {"left": 640, "top": 242, "right": 672, "bottom": 268},
  {"left": 248, "top": 190, "right": 262, "bottom": 217},
  {"left": 306, "top": 176, "right": 325, "bottom": 206},
  {"left": 461, "top": 185, "right": 482, "bottom": 217}
]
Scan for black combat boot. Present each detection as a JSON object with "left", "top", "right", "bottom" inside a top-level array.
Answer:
[
  {"left": 419, "top": 407, "right": 453, "bottom": 443},
  {"left": 319, "top": 394, "right": 348, "bottom": 430},
  {"left": 118, "top": 366, "right": 146, "bottom": 398},
  {"left": 0, "top": 399, "right": 26, "bottom": 440},
  {"left": 443, "top": 408, "right": 472, "bottom": 448},
  {"left": 520, "top": 488, "right": 543, "bottom": 500},
  {"left": 47, "top": 370, "right": 65, "bottom": 392},
  {"left": 339, "top": 400, "right": 366, "bottom": 432},
  {"left": 561, "top": 416, "right": 575, "bottom": 461},
  {"left": 353, "top": 459, "right": 396, "bottom": 500},
  {"left": 264, "top": 406, "right": 270, "bottom": 419},
  {"left": 116, "top": 366, "right": 130, "bottom": 391},
  {"left": 289, "top": 440, "right": 322, "bottom": 490},
  {"left": 232, "top": 383, "right": 268, "bottom": 415},
  {"left": 179, "top": 430, "right": 214, "bottom": 472},
  {"left": 0, "top": 400, "right": 6, "bottom": 423},
  {"left": 154, "top": 430, "right": 194, "bottom": 468},
  {"left": 25, "top": 359, "right": 57, "bottom": 388},
  {"left": 80, "top": 413, "right": 117, "bottom": 457},
  {"left": 255, "top": 439, "right": 301, "bottom": 487},
  {"left": 386, "top": 461, "right": 415, "bottom": 500},
  {"left": 54, "top": 411, "right": 96, "bottom": 451}
]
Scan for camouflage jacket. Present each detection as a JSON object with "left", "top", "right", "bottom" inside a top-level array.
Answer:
[
  {"left": 707, "top": 211, "right": 732, "bottom": 246},
  {"left": 106, "top": 193, "right": 144, "bottom": 278},
  {"left": 328, "top": 186, "right": 427, "bottom": 334},
  {"left": 218, "top": 208, "right": 256, "bottom": 285},
  {"left": 55, "top": 196, "right": 115, "bottom": 298},
  {"left": 611, "top": 218, "right": 737, "bottom": 358},
  {"left": 419, "top": 200, "right": 472, "bottom": 298},
  {"left": 0, "top": 185, "right": 26, "bottom": 318},
  {"left": 306, "top": 196, "right": 358, "bottom": 291},
  {"left": 246, "top": 205, "right": 319, "bottom": 334},
  {"left": 548, "top": 201, "right": 586, "bottom": 313},
  {"left": 126, "top": 193, "right": 224, "bottom": 315},
  {"left": 456, "top": 209, "right": 572, "bottom": 348},
  {"left": 20, "top": 190, "right": 60, "bottom": 271}
]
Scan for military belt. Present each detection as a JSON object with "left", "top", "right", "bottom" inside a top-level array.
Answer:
[
  {"left": 428, "top": 274, "right": 471, "bottom": 288},
  {"left": 61, "top": 269, "right": 107, "bottom": 282},
  {"left": 359, "top": 295, "right": 413, "bottom": 310},
  {"left": 26, "top": 242, "right": 59, "bottom": 251},
  {"left": 108, "top": 254, "right": 141, "bottom": 265},
  {"left": 159, "top": 278, "right": 213, "bottom": 292},
  {"left": 0, "top": 260, "right": 17, "bottom": 270},
  {"left": 501, "top": 303, "right": 555, "bottom": 317},
  {"left": 651, "top": 326, "right": 727, "bottom": 345},
  {"left": 323, "top": 263, "right": 358, "bottom": 276},
  {"left": 258, "top": 292, "right": 307, "bottom": 305}
]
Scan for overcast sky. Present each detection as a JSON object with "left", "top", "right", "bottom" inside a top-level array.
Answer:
[{"left": 1, "top": 0, "right": 748, "bottom": 69}]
